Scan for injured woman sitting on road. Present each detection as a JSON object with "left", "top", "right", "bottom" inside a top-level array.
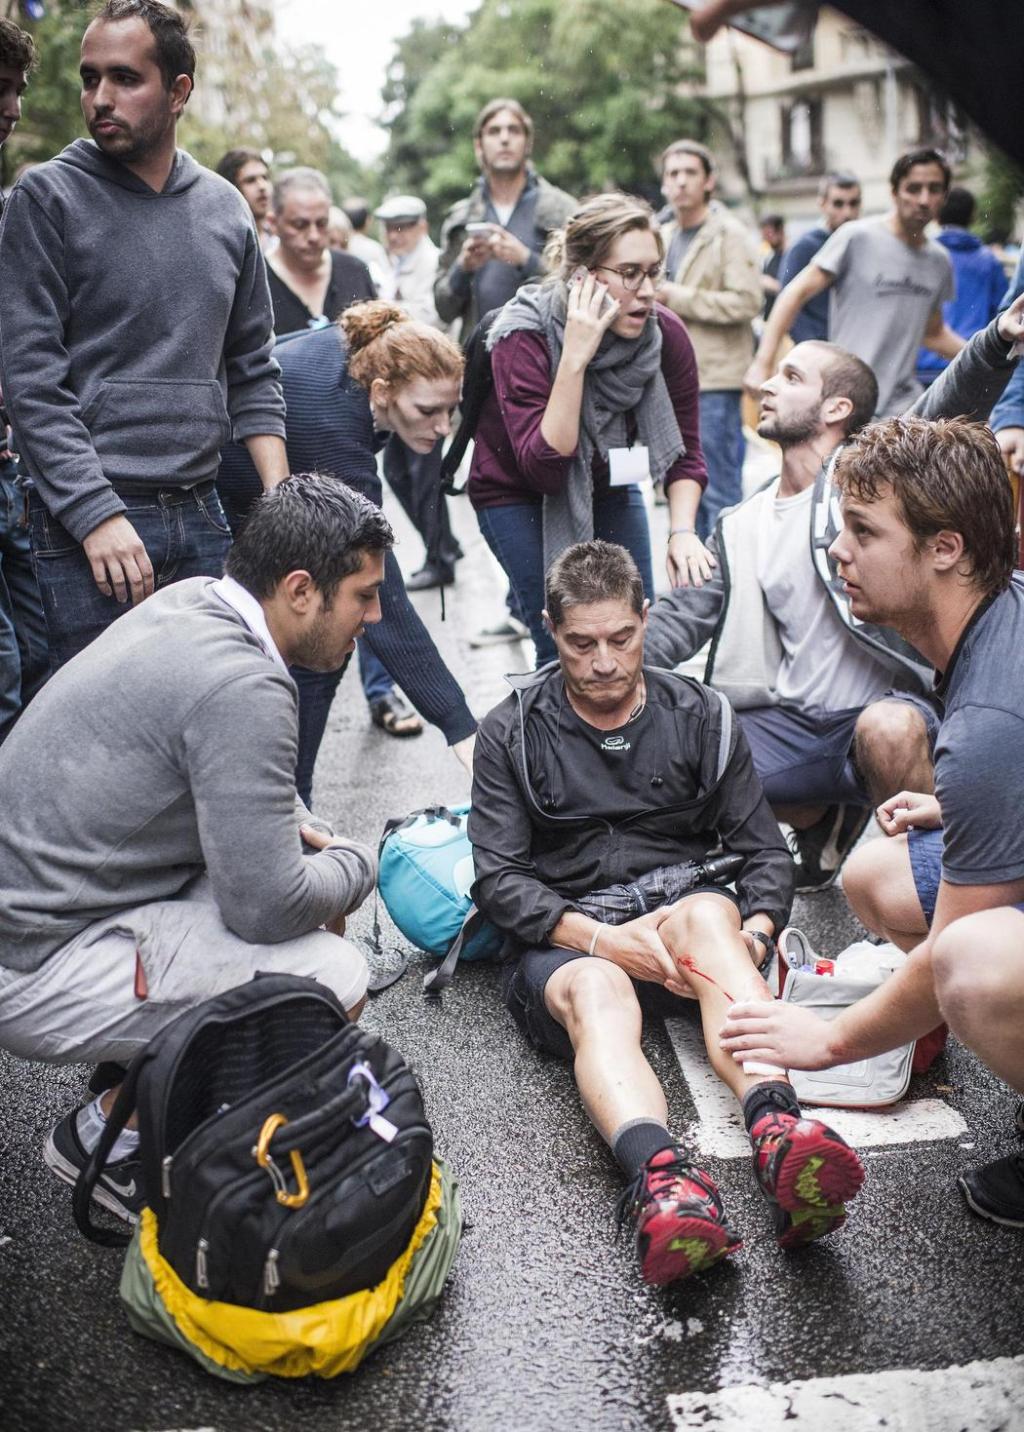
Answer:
[{"left": 468, "top": 539, "right": 864, "bottom": 1288}]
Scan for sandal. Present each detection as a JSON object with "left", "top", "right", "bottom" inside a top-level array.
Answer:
[{"left": 369, "top": 691, "right": 424, "bottom": 739}]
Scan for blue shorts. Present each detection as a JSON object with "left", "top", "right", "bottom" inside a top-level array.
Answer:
[
  {"left": 907, "top": 825, "right": 1024, "bottom": 928},
  {"left": 739, "top": 692, "right": 940, "bottom": 809},
  {"left": 908, "top": 826, "right": 944, "bottom": 926}
]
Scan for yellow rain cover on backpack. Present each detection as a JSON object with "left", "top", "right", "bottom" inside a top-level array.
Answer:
[{"left": 120, "top": 1160, "right": 461, "bottom": 1382}]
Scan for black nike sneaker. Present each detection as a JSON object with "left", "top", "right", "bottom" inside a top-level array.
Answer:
[{"left": 43, "top": 1104, "right": 144, "bottom": 1225}]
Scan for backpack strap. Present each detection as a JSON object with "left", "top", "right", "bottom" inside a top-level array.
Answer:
[
  {"left": 423, "top": 903, "right": 487, "bottom": 997},
  {"left": 73, "top": 1047, "right": 152, "bottom": 1247},
  {"left": 440, "top": 308, "right": 502, "bottom": 495},
  {"left": 712, "top": 687, "right": 734, "bottom": 782}
]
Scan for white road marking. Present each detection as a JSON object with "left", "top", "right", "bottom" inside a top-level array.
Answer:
[
  {"left": 666, "top": 1356, "right": 1024, "bottom": 1431},
  {"left": 664, "top": 1016, "right": 968, "bottom": 1158}
]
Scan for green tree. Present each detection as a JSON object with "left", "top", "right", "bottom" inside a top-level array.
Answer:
[
  {"left": 3, "top": 1, "right": 354, "bottom": 194},
  {"left": 3, "top": 2, "right": 89, "bottom": 181},
  {"left": 380, "top": 0, "right": 703, "bottom": 223},
  {"left": 977, "top": 144, "right": 1024, "bottom": 246}
]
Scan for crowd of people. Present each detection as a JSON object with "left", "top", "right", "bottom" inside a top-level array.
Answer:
[{"left": 1, "top": 0, "right": 1023, "bottom": 1301}]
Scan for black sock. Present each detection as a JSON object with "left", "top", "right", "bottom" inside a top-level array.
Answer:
[
  {"left": 611, "top": 1118, "right": 674, "bottom": 1179},
  {"left": 742, "top": 1080, "right": 801, "bottom": 1135}
]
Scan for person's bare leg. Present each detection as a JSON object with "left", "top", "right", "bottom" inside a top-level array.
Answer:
[
  {"left": 933, "top": 908, "right": 1024, "bottom": 1093},
  {"left": 658, "top": 892, "right": 782, "bottom": 1102},
  {"left": 544, "top": 954, "right": 739, "bottom": 1284},
  {"left": 660, "top": 891, "right": 864, "bottom": 1243},
  {"left": 544, "top": 957, "right": 666, "bottom": 1139},
  {"left": 842, "top": 834, "right": 929, "bottom": 951},
  {"left": 854, "top": 700, "right": 934, "bottom": 807}
]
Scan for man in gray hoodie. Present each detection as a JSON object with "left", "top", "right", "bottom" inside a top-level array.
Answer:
[
  {"left": 0, "top": 0, "right": 288, "bottom": 670},
  {"left": 0, "top": 475, "right": 386, "bottom": 1225}
]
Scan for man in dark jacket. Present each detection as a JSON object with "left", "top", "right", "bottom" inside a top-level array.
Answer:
[
  {"left": 0, "top": 16, "right": 48, "bottom": 742},
  {"left": 434, "top": 97, "right": 576, "bottom": 350},
  {"left": 0, "top": 0, "right": 288, "bottom": 670},
  {"left": 469, "top": 539, "right": 864, "bottom": 1290}
]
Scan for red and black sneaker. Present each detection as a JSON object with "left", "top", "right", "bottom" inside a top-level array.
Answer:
[
  {"left": 617, "top": 1146, "right": 742, "bottom": 1286},
  {"left": 750, "top": 1109, "right": 864, "bottom": 1249}
]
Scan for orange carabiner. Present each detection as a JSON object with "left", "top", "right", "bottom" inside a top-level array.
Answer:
[{"left": 253, "top": 1113, "right": 310, "bottom": 1209}]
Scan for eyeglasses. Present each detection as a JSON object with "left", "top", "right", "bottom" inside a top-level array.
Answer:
[{"left": 592, "top": 263, "right": 664, "bottom": 293}]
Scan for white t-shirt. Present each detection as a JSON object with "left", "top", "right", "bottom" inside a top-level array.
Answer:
[
  {"left": 755, "top": 486, "right": 895, "bottom": 711},
  {"left": 492, "top": 202, "right": 515, "bottom": 226}
]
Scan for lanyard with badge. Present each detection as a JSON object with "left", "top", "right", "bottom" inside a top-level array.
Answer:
[{"left": 608, "top": 443, "right": 650, "bottom": 487}]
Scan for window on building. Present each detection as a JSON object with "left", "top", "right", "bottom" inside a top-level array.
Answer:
[
  {"left": 780, "top": 98, "right": 824, "bottom": 175},
  {"left": 913, "top": 83, "right": 968, "bottom": 163},
  {"left": 790, "top": 33, "right": 815, "bottom": 71}
]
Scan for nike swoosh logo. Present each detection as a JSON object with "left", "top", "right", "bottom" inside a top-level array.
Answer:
[{"left": 104, "top": 1176, "right": 137, "bottom": 1198}]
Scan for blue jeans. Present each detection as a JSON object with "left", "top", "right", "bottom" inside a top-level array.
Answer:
[
  {"left": 697, "top": 390, "right": 745, "bottom": 541},
  {"left": 29, "top": 483, "right": 231, "bottom": 670},
  {"left": 358, "top": 641, "right": 393, "bottom": 705},
  {"left": 0, "top": 463, "right": 49, "bottom": 742},
  {"left": 476, "top": 486, "right": 654, "bottom": 666}
]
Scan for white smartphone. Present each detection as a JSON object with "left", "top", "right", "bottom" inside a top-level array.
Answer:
[{"left": 465, "top": 222, "right": 495, "bottom": 236}]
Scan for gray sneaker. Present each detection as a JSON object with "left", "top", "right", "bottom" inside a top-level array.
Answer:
[
  {"left": 44, "top": 1104, "right": 144, "bottom": 1225},
  {"left": 469, "top": 616, "right": 530, "bottom": 648}
]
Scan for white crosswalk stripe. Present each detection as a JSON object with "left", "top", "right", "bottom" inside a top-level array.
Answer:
[
  {"left": 666, "top": 1355, "right": 1024, "bottom": 1431},
  {"left": 665, "top": 1015, "right": 968, "bottom": 1158}
]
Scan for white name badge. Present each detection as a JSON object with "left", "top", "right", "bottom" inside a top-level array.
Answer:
[{"left": 608, "top": 444, "right": 650, "bottom": 487}]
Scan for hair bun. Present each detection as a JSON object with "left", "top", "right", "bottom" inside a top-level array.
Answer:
[{"left": 341, "top": 300, "right": 409, "bottom": 354}]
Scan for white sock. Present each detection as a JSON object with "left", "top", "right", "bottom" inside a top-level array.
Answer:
[{"left": 76, "top": 1095, "right": 140, "bottom": 1163}]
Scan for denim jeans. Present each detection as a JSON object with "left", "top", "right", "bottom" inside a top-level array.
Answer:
[
  {"left": 0, "top": 462, "right": 49, "bottom": 742},
  {"left": 29, "top": 482, "right": 231, "bottom": 670},
  {"left": 357, "top": 641, "right": 393, "bottom": 705},
  {"left": 697, "top": 390, "right": 745, "bottom": 541},
  {"left": 476, "top": 485, "right": 654, "bottom": 667}
]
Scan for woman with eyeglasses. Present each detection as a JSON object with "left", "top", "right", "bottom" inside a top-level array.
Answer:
[{"left": 467, "top": 191, "right": 712, "bottom": 665}]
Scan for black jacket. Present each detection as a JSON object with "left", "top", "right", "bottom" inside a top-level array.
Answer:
[{"left": 469, "top": 664, "right": 794, "bottom": 947}]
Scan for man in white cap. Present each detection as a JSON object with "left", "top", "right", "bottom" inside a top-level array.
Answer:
[
  {"left": 375, "top": 194, "right": 462, "bottom": 591},
  {"left": 376, "top": 195, "right": 443, "bottom": 330}
]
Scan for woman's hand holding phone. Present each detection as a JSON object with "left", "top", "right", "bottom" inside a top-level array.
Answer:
[{"left": 562, "top": 270, "right": 620, "bottom": 372}]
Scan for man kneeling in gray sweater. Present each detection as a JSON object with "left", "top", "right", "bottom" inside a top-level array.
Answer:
[{"left": 0, "top": 474, "right": 388, "bottom": 1225}]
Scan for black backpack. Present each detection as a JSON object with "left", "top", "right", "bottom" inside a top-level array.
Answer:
[
  {"left": 439, "top": 306, "right": 502, "bottom": 494},
  {"left": 74, "top": 975, "right": 434, "bottom": 1314}
]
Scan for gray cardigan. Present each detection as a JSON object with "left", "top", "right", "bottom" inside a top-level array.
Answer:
[{"left": 0, "top": 579, "right": 375, "bottom": 973}]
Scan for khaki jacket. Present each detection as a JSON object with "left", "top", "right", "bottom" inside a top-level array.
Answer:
[{"left": 659, "top": 203, "right": 762, "bottom": 390}]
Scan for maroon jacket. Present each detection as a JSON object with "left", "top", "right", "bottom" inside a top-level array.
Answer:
[{"left": 469, "top": 303, "right": 707, "bottom": 510}]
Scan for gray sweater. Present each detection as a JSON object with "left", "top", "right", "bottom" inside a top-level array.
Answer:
[
  {"left": 0, "top": 579, "right": 376, "bottom": 974},
  {"left": 0, "top": 140, "right": 286, "bottom": 542}
]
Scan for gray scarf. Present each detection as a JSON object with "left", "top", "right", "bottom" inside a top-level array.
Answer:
[{"left": 487, "top": 282, "right": 684, "bottom": 571}]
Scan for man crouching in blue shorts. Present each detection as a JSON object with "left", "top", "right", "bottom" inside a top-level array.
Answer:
[
  {"left": 469, "top": 540, "right": 864, "bottom": 1287},
  {"left": 721, "top": 414, "right": 1024, "bottom": 1231}
]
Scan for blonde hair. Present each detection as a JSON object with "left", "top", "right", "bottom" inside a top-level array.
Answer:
[
  {"left": 341, "top": 302, "right": 464, "bottom": 391},
  {"left": 544, "top": 193, "right": 663, "bottom": 283}
]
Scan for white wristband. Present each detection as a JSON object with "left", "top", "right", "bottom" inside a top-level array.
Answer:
[{"left": 588, "top": 925, "right": 604, "bottom": 957}]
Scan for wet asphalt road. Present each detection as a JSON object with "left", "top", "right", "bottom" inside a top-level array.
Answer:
[{"left": 2, "top": 481, "right": 1023, "bottom": 1432}]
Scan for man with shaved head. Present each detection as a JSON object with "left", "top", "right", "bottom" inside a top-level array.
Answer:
[{"left": 646, "top": 304, "right": 1023, "bottom": 890}]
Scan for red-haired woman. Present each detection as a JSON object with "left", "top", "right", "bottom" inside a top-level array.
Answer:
[{"left": 218, "top": 302, "right": 476, "bottom": 804}]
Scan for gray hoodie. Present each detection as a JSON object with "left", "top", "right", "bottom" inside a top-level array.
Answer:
[{"left": 0, "top": 140, "right": 286, "bottom": 542}]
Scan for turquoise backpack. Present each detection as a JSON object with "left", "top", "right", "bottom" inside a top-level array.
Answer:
[{"left": 377, "top": 805, "right": 503, "bottom": 995}]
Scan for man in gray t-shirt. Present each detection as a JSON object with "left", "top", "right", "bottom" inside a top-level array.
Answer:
[{"left": 746, "top": 148, "right": 964, "bottom": 415}]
